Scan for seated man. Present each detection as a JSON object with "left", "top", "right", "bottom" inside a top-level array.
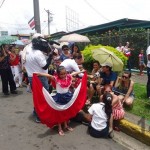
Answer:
[{"left": 86, "top": 62, "right": 117, "bottom": 104}]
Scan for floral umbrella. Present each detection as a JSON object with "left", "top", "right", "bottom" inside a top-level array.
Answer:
[{"left": 0, "top": 36, "right": 18, "bottom": 46}]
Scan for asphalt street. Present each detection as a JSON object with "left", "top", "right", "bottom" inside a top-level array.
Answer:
[{"left": 0, "top": 80, "right": 130, "bottom": 150}]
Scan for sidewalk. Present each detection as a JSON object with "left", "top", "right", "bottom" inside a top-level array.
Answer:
[{"left": 117, "top": 72, "right": 150, "bottom": 146}]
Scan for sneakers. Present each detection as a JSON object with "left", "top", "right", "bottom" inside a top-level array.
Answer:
[{"left": 35, "top": 116, "right": 41, "bottom": 123}]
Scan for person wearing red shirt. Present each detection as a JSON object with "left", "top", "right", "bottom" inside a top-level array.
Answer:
[{"left": 9, "top": 45, "right": 22, "bottom": 87}]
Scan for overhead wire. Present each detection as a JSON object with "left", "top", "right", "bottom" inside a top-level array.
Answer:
[
  {"left": 0, "top": 0, "right": 5, "bottom": 8},
  {"left": 84, "top": 0, "right": 110, "bottom": 22}
]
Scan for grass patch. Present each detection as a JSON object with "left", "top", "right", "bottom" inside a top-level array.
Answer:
[{"left": 125, "top": 83, "right": 150, "bottom": 120}]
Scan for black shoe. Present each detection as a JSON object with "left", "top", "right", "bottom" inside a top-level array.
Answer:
[
  {"left": 4, "top": 92, "right": 9, "bottom": 96},
  {"left": 11, "top": 91, "right": 18, "bottom": 94},
  {"left": 35, "top": 117, "right": 41, "bottom": 123}
]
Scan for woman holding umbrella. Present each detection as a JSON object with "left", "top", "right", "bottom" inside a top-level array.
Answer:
[{"left": 0, "top": 44, "right": 17, "bottom": 95}]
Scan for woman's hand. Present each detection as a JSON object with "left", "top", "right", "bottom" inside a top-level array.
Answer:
[{"left": 89, "top": 75, "right": 94, "bottom": 79}]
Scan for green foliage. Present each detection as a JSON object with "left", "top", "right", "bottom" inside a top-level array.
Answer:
[
  {"left": 126, "top": 83, "right": 150, "bottom": 120},
  {"left": 87, "top": 28, "right": 148, "bottom": 69},
  {"left": 82, "top": 44, "right": 127, "bottom": 71}
]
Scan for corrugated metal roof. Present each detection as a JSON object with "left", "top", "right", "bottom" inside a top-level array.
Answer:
[{"left": 50, "top": 18, "right": 150, "bottom": 40}]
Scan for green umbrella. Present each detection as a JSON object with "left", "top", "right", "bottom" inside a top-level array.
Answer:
[{"left": 0, "top": 36, "right": 18, "bottom": 46}]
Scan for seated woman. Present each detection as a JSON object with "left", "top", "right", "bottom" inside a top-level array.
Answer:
[
  {"left": 113, "top": 71, "right": 134, "bottom": 106},
  {"left": 80, "top": 92, "right": 113, "bottom": 138},
  {"left": 86, "top": 61, "right": 101, "bottom": 105}
]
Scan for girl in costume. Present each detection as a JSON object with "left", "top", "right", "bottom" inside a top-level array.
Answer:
[{"left": 35, "top": 66, "right": 86, "bottom": 135}]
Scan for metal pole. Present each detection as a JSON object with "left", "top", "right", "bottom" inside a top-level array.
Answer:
[
  {"left": 147, "top": 29, "right": 150, "bottom": 47},
  {"left": 45, "top": 9, "right": 53, "bottom": 35},
  {"left": 33, "top": 0, "right": 41, "bottom": 33},
  {"left": 48, "top": 10, "right": 50, "bottom": 35}
]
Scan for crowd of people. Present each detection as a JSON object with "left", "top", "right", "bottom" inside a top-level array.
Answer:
[
  {"left": 0, "top": 34, "right": 149, "bottom": 139},
  {"left": 116, "top": 42, "right": 147, "bottom": 76}
]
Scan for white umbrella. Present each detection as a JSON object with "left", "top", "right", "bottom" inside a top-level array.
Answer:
[{"left": 59, "top": 33, "right": 90, "bottom": 43}]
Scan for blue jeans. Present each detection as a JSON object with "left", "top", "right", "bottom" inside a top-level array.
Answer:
[
  {"left": 28, "top": 76, "right": 49, "bottom": 119},
  {"left": 28, "top": 76, "right": 49, "bottom": 91},
  {"left": 147, "top": 67, "right": 150, "bottom": 98}
]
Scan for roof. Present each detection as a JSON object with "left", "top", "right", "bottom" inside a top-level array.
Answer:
[{"left": 50, "top": 18, "right": 150, "bottom": 40}]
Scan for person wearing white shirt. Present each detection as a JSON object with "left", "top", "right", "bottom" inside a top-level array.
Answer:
[
  {"left": 116, "top": 43, "right": 124, "bottom": 52},
  {"left": 23, "top": 33, "right": 54, "bottom": 123},
  {"left": 146, "top": 46, "right": 150, "bottom": 99},
  {"left": 80, "top": 92, "right": 113, "bottom": 138},
  {"left": 60, "top": 53, "right": 84, "bottom": 77}
]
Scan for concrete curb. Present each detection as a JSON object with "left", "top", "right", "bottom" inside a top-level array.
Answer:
[{"left": 119, "top": 119, "right": 150, "bottom": 146}]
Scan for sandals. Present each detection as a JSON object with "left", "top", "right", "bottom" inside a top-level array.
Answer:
[
  {"left": 64, "top": 126, "right": 73, "bottom": 131},
  {"left": 113, "top": 126, "right": 121, "bottom": 132},
  {"left": 58, "top": 130, "right": 65, "bottom": 136}
]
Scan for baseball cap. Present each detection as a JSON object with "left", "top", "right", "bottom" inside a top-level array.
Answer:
[{"left": 101, "top": 62, "right": 112, "bottom": 68}]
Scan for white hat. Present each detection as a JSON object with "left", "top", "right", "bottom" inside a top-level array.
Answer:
[
  {"left": 101, "top": 62, "right": 112, "bottom": 68},
  {"left": 32, "top": 33, "right": 44, "bottom": 39}
]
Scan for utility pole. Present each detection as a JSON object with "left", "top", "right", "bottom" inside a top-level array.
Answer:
[
  {"left": 45, "top": 9, "right": 53, "bottom": 35},
  {"left": 33, "top": 0, "right": 41, "bottom": 33}
]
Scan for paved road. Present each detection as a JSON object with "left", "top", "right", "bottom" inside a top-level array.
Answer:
[{"left": 0, "top": 81, "right": 128, "bottom": 150}]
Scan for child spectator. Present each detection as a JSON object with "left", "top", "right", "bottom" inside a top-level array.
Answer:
[{"left": 138, "top": 49, "right": 146, "bottom": 75}]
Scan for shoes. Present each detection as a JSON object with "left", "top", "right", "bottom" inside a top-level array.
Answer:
[
  {"left": 11, "top": 91, "right": 18, "bottom": 94},
  {"left": 4, "top": 92, "right": 9, "bottom": 96},
  {"left": 139, "top": 73, "right": 144, "bottom": 76},
  {"left": 113, "top": 126, "right": 121, "bottom": 132},
  {"left": 64, "top": 126, "right": 73, "bottom": 131},
  {"left": 35, "top": 117, "right": 41, "bottom": 123}
]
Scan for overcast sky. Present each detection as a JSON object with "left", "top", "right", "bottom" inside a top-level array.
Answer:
[{"left": 0, "top": 0, "right": 150, "bottom": 35}]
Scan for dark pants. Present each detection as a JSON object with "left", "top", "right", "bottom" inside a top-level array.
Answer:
[
  {"left": 0, "top": 68, "right": 16, "bottom": 93},
  {"left": 127, "top": 58, "right": 131, "bottom": 72},
  {"left": 147, "top": 67, "right": 150, "bottom": 98},
  {"left": 88, "top": 124, "right": 109, "bottom": 138}
]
